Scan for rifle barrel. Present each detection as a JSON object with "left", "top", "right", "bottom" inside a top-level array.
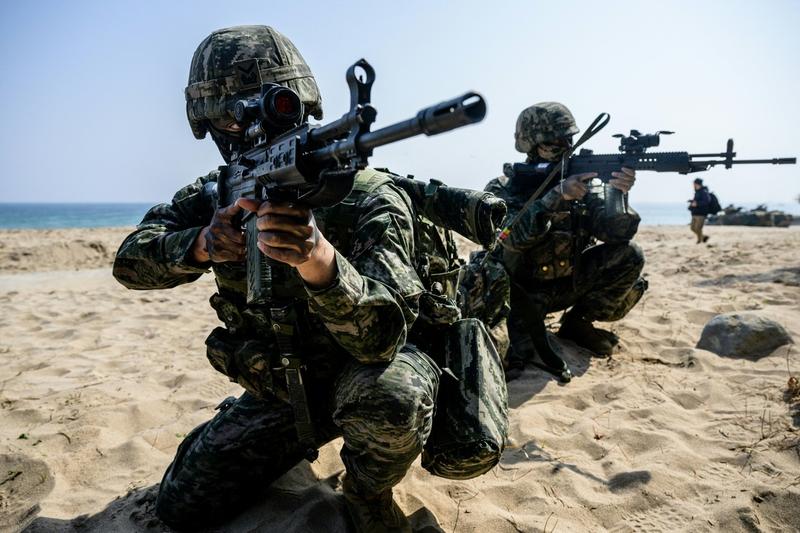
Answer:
[
  {"left": 359, "top": 92, "right": 486, "bottom": 151},
  {"left": 728, "top": 158, "right": 796, "bottom": 165},
  {"left": 308, "top": 92, "right": 485, "bottom": 164}
]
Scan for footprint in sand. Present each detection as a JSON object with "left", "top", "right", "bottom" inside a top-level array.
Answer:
[
  {"left": 610, "top": 504, "right": 695, "bottom": 532},
  {"left": 0, "top": 454, "right": 54, "bottom": 533}
]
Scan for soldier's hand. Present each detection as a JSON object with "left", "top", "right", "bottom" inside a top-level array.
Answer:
[
  {"left": 560, "top": 172, "right": 597, "bottom": 201},
  {"left": 191, "top": 203, "right": 245, "bottom": 263},
  {"left": 609, "top": 167, "right": 636, "bottom": 193},
  {"left": 236, "top": 199, "right": 337, "bottom": 289}
]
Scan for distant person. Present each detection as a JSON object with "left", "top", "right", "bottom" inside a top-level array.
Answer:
[{"left": 689, "top": 178, "right": 711, "bottom": 243}]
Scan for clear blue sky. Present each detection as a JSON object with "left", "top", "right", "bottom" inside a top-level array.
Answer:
[{"left": 1, "top": 0, "right": 797, "bottom": 206}]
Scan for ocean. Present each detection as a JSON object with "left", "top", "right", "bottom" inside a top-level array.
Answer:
[{"left": 0, "top": 202, "right": 797, "bottom": 229}]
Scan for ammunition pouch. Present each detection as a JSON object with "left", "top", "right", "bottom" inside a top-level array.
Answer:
[
  {"left": 205, "top": 327, "right": 279, "bottom": 400},
  {"left": 458, "top": 250, "right": 510, "bottom": 329},
  {"left": 506, "top": 227, "right": 574, "bottom": 282},
  {"left": 207, "top": 292, "right": 309, "bottom": 403},
  {"left": 418, "top": 264, "right": 463, "bottom": 327},
  {"left": 422, "top": 318, "right": 508, "bottom": 480}
]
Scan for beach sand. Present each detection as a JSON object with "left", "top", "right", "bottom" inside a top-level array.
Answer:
[{"left": 1, "top": 225, "right": 798, "bottom": 532}]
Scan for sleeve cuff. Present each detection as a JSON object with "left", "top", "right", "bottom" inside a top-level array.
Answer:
[
  {"left": 540, "top": 188, "right": 565, "bottom": 211},
  {"left": 305, "top": 251, "right": 364, "bottom": 316},
  {"left": 167, "top": 227, "right": 212, "bottom": 274}
]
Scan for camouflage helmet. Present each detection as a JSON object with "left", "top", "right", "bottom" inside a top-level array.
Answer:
[
  {"left": 185, "top": 25, "right": 323, "bottom": 139},
  {"left": 514, "top": 102, "right": 579, "bottom": 154}
]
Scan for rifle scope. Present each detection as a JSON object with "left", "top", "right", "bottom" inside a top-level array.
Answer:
[{"left": 235, "top": 84, "right": 304, "bottom": 139}]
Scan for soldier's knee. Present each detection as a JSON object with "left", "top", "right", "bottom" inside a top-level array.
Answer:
[
  {"left": 155, "top": 481, "right": 202, "bottom": 531},
  {"left": 335, "top": 351, "right": 438, "bottom": 453},
  {"left": 154, "top": 443, "right": 208, "bottom": 529}
]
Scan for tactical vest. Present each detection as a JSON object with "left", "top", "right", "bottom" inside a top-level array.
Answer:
[
  {"left": 204, "top": 168, "right": 464, "bottom": 396},
  {"left": 496, "top": 175, "right": 593, "bottom": 283}
]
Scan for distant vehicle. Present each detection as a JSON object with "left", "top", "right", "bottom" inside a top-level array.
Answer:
[{"left": 708, "top": 204, "right": 794, "bottom": 228}]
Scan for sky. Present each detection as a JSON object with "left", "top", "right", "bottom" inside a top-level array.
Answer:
[{"left": 1, "top": 0, "right": 798, "bottom": 206}]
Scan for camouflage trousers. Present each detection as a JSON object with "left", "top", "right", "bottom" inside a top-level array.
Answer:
[
  {"left": 507, "top": 242, "right": 645, "bottom": 365},
  {"left": 155, "top": 345, "right": 439, "bottom": 530}
]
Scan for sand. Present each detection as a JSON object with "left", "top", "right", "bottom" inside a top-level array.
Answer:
[{"left": 0, "top": 225, "right": 798, "bottom": 533}]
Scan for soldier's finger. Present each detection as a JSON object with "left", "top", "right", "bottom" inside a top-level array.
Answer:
[
  {"left": 219, "top": 249, "right": 245, "bottom": 262},
  {"left": 234, "top": 198, "right": 261, "bottom": 214},
  {"left": 610, "top": 171, "right": 635, "bottom": 182},
  {"left": 220, "top": 232, "right": 246, "bottom": 248},
  {"left": 209, "top": 233, "right": 245, "bottom": 250},
  {"left": 572, "top": 172, "right": 598, "bottom": 183},
  {"left": 257, "top": 201, "right": 311, "bottom": 220},
  {"left": 257, "top": 231, "right": 311, "bottom": 255},
  {"left": 212, "top": 226, "right": 246, "bottom": 246},
  {"left": 608, "top": 179, "right": 631, "bottom": 192},
  {"left": 620, "top": 166, "right": 636, "bottom": 177},
  {"left": 255, "top": 215, "right": 314, "bottom": 238},
  {"left": 258, "top": 243, "right": 309, "bottom": 266}
]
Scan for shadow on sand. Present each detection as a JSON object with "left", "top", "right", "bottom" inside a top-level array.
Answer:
[
  {"left": 499, "top": 440, "right": 652, "bottom": 494},
  {"left": 26, "top": 461, "right": 443, "bottom": 533},
  {"left": 505, "top": 334, "right": 598, "bottom": 409}
]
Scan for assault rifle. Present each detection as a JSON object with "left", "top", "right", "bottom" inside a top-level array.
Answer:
[
  {"left": 216, "top": 58, "right": 486, "bottom": 305},
  {"left": 503, "top": 128, "right": 796, "bottom": 212}
]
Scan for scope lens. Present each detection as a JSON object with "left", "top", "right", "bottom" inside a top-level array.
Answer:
[{"left": 274, "top": 94, "right": 297, "bottom": 115}]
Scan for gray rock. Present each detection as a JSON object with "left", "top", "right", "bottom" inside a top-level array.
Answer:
[{"left": 696, "top": 312, "right": 793, "bottom": 358}]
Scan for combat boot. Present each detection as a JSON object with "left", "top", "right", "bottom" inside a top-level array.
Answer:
[
  {"left": 342, "top": 476, "right": 412, "bottom": 533},
  {"left": 557, "top": 312, "right": 616, "bottom": 356}
]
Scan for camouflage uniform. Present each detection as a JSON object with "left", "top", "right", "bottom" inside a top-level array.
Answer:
[
  {"left": 114, "top": 169, "right": 440, "bottom": 529},
  {"left": 481, "top": 103, "right": 646, "bottom": 369}
]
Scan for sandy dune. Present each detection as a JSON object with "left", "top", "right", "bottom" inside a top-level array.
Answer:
[{"left": 0, "top": 225, "right": 798, "bottom": 532}]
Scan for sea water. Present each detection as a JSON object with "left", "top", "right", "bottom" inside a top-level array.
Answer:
[{"left": 0, "top": 202, "right": 797, "bottom": 229}]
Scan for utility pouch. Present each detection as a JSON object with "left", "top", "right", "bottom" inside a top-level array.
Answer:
[
  {"left": 209, "top": 293, "right": 246, "bottom": 333},
  {"left": 205, "top": 326, "right": 240, "bottom": 380},
  {"left": 233, "top": 339, "right": 276, "bottom": 399},
  {"left": 458, "top": 250, "right": 510, "bottom": 329},
  {"left": 204, "top": 327, "right": 277, "bottom": 399},
  {"left": 422, "top": 318, "right": 508, "bottom": 480},
  {"left": 527, "top": 230, "right": 574, "bottom": 281}
]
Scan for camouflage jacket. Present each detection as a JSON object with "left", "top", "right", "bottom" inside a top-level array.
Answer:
[
  {"left": 486, "top": 169, "right": 639, "bottom": 283},
  {"left": 113, "top": 168, "right": 424, "bottom": 378}
]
